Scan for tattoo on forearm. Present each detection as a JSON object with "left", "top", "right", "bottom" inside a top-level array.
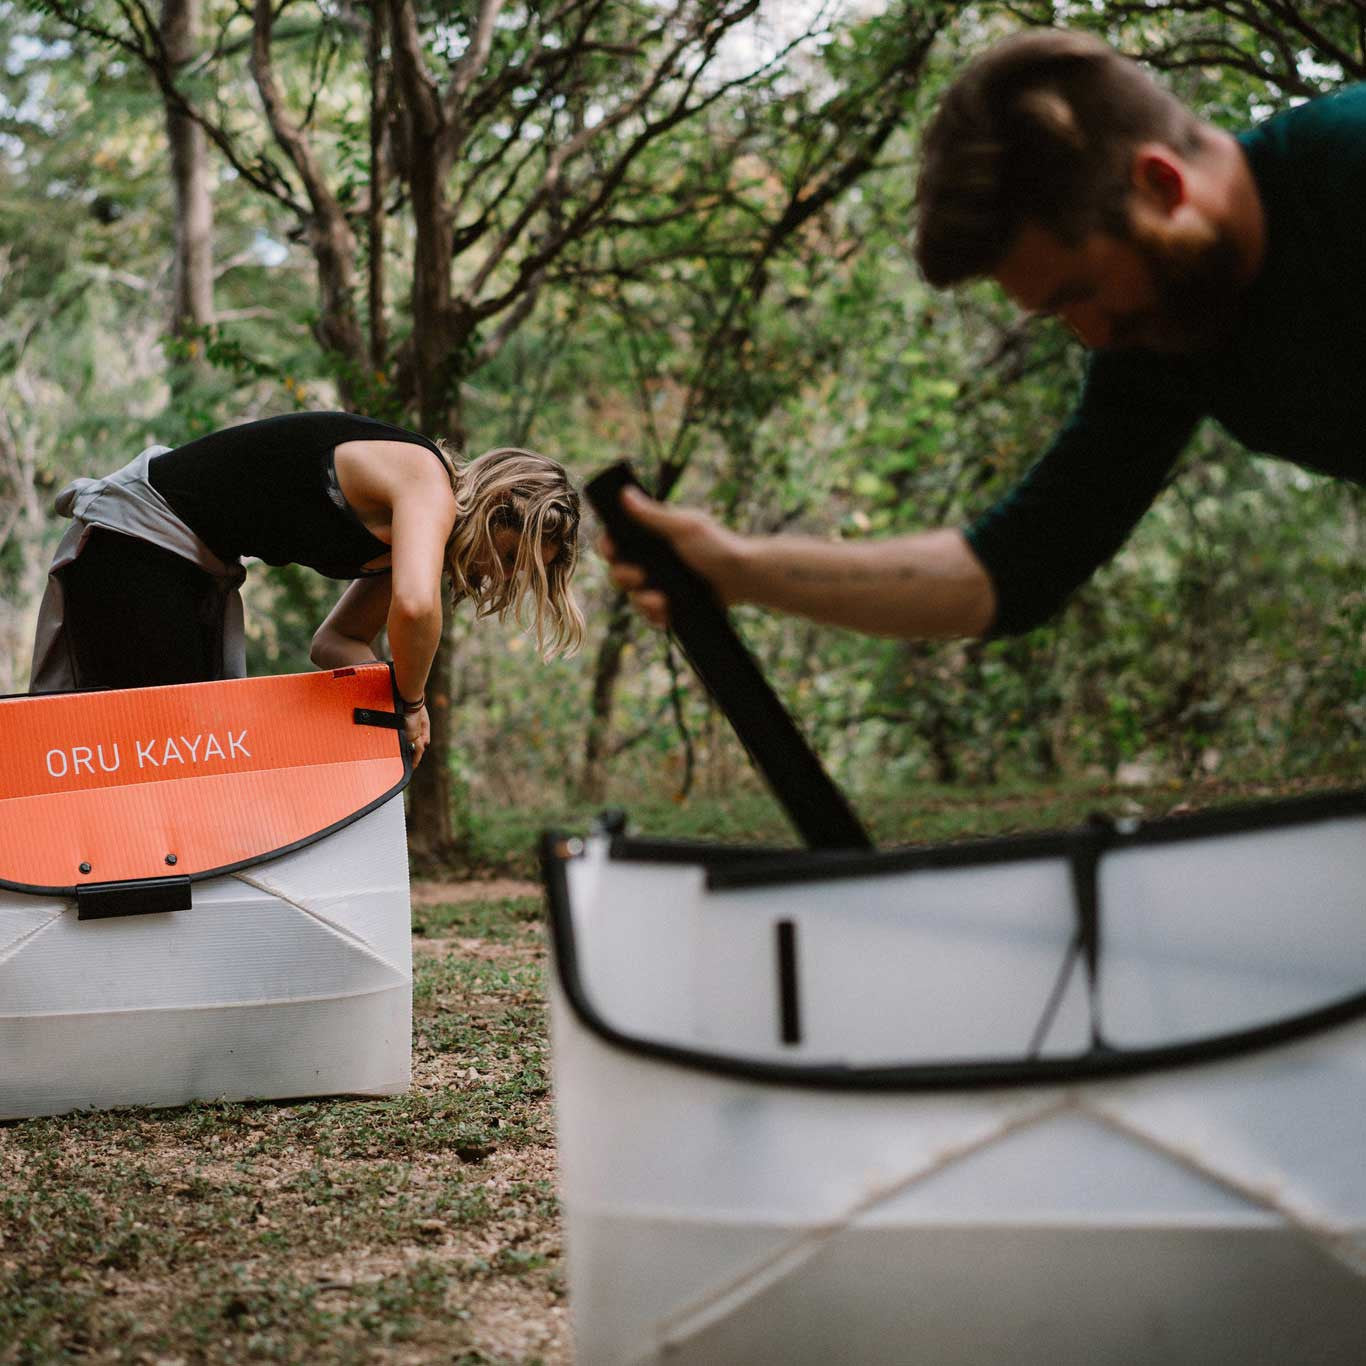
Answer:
[{"left": 784, "top": 564, "right": 919, "bottom": 585}]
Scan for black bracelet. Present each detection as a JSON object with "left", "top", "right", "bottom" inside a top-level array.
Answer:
[{"left": 399, "top": 693, "right": 426, "bottom": 715}]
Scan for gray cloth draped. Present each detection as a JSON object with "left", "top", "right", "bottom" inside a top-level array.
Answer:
[{"left": 28, "top": 446, "right": 247, "bottom": 693}]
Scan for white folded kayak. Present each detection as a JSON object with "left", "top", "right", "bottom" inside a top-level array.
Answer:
[
  {"left": 542, "top": 790, "right": 1366, "bottom": 1365},
  {"left": 0, "top": 666, "right": 413, "bottom": 1120}
]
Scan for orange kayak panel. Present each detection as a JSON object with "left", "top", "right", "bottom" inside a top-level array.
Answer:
[{"left": 0, "top": 665, "right": 408, "bottom": 891}]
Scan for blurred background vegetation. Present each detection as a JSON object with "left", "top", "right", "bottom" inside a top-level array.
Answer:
[{"left": 1, "top": 0, "right": 1361, "bottom": 869}]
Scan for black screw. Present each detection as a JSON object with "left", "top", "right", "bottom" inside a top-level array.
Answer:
[
  {"left": 79, "top": 862, "right": 92, "bottom": 874},
  {"left": 165, "top": 854, "right": 178, "bottom": 866}
]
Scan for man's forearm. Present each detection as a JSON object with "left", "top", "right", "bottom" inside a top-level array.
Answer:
[{"left": 727, "top": 528, "right": 996, "bottom": 639}]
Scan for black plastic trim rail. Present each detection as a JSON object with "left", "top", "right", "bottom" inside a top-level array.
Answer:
[{"left": 540, "top": 787, "right": 1366, "bottom": 1091}]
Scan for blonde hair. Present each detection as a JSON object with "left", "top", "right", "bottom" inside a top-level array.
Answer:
[{"left": 440, "top": 444, "right": 584, "bottom": 659}]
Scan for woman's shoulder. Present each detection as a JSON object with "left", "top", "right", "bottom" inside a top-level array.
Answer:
[{"left": 335, "top": 429, "right": 455, "bottom": 516}]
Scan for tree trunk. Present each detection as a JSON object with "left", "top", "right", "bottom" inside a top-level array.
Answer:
[
  {"left": 579, "top": 595, "right": 634, "bottom": 802},
  {"left": 367, "top": 0, "right": 388, "bottom": 372},
  {"left": 250, "top": 0, "right": 366, "bottom": 404},
  {"left": 388, "top": 0, "right": 467, "bottom": 866},
  {"left": 0, "top": 406, "right": 47, "bottom": 694},
  {"left": 161, "top": 0, "right": 212, "bottom": 384}
]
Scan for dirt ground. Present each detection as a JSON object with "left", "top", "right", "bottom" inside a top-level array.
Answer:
[
  {"left": 0, "top": 880, "right": 570, "bottom": 1366},
  {"left": 405, "top": 878, "right": 570, "bottom": 1365},
  {"left": 410, "top": 878, "right": 540, "bottom": 906}
]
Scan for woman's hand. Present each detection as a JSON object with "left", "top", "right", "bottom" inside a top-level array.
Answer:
[{"left": 403, "top": 703, "right": 430, "bottom": 768}]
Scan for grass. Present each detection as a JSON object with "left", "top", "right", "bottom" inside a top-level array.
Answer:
[
  {"left": 412, "top": 895, "right": 544, "bottom": 944},
  {"left": 0, "top": 891, "right": 565, "bottom": 1365},
  {"left": 462, "top": 764, "right": 1364, "bottom": 877}
]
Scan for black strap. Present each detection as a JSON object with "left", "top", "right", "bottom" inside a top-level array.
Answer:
[
  {"left": 354, "top": 707, "right": 403, "bottom": 730},
  {"left": 587, "top": 462, "right": 871, "bottom": 851},
  {"left": 1067, "top": 817, "right": 1115, "bottom": 1053},
  {"left": 77, "top": 876, "right": 192, "bottom": 921},
  {"left": 776, "top": 919, "right": 802, "bottom": 1044}
]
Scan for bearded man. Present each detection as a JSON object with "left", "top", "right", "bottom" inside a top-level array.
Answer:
[{"left": 602, "top": 29, "right": 1365, "bottom": 642}]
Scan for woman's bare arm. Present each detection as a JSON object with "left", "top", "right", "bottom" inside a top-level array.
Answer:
[
  {"left": 317, "top": 440, "right": 458, "bottom": 767},
  {"left": 311, "top": 575, "right": 393, "bottom": 668},
  {"left": 384, "top": 480, "right": 454, "bottom": 705},
  {"left": 330, "top": 439, "right": 458, "bottom": 705}
]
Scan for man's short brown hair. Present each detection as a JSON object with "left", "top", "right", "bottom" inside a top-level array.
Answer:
[{"left": 914, "top": 29, "right": 1206, "bottom": 286}]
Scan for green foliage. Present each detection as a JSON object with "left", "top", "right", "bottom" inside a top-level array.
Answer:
[
  {"left": 243, "top": 562, "right": 336, "bottom": 675},
  {"left": 1, "top": 0, "right": 1360, "bottom": 848}
]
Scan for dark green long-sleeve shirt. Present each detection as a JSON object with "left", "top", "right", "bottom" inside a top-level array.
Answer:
[{"left": 966, "top": 84, "right": 1366, "bottom": 637}]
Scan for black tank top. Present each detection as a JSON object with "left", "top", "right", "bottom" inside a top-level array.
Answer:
[{"left": 146, "top": 411, "right": 446, "bottom": 579}]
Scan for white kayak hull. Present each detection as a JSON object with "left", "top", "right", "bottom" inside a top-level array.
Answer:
[
  {"left": 543, "top": 793, "right": 1366, "bottom": 1365},
  {"left": 0, "top": 798, "right": 412, "bottom": 1119}
]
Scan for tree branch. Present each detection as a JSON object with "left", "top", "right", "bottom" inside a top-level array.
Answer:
[
  {"left": 444, "top": 0, "right": 507, "bottom": 118},
  {"left": 42, "top": 0, "right": 307, "bottom": 212},
  {"left": 250, "top": 0, "right": 364, "bottom": 368}
]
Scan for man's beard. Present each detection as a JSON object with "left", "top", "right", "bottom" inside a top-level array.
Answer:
[{"left": 1113, "top": 219, "right": 1247, "bottom": 354}]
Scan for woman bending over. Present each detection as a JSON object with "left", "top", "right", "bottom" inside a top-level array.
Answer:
[{"left": 30, "top": 411, "right": 583, "bottom": 766}]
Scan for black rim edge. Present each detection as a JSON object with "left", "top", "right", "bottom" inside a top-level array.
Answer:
[
  {"left": 540, "top": 816, "right": 1366, "bottom": 1092},
  {"left": 701, "top": 785, "right": 1366, "bottom": 892}
]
